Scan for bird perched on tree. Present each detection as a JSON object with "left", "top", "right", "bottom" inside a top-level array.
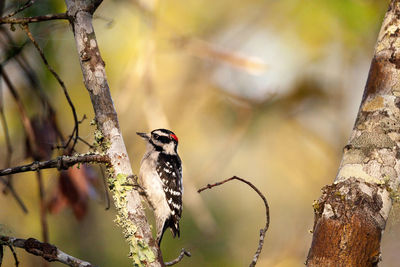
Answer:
[{"left": 136, "top": 129, "right": 183, "bottom": 246}]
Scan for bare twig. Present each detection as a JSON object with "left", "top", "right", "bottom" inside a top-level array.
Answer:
[
  {"left": 0, "top": 13, "right": 68, "bottom": 25},
  {"left": 0, "top": 28, "right": 56, "bottom": 117},
  {"left": 7, "top": 244, "right": 19, "bottom": 267},
  {"left": 0, "top": 236, "right": 96, "bottom": 267},
  {"left": 0, "top": 66, "right": 36, "bottom": 152},
  {"left": 165, "top": 248, "right": 191, "bottom": 266},
  {"left": 0, "top": 66, "right": 33, "bottom": 213},
  {"left": 36, "top": 171, "right": 48, "bottom": 243},
  {"left": 0, "top": 176, "right": 28, "bottom": 213},
  {"left": 0, "top": 68, "right": 11, "bottom": 169},
  {"left": 198, "top": 176, "right": 270, "bottom": 267},
  {"left": 77, "top": 137, "right": 95, "bottom": 149},
  {"left": 22, "top": 24, "right": 79, "bottom": 153},
  {"left": 0, "top": 81, "right": 12, "bottom": 171},
  {"left": 36, "top": 170, "right": 49, "bottom": 267},
  {"left": 99, "top": 166, "right": 110, "bottom": 210},
  {"left": 2, "top": 0, "right": 35, "bottom": 19},
  {"left": 0, "top": 67, "right": 28, "bottom": 213},
  {"left": 0, "top": 154, "right": 110, "bottom": 176}
]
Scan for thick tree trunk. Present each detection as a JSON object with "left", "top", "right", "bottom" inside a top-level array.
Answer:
[
  {"left": 64, "top": 1, "right": 162, "bottom": 266},
  {"left": 307, "top": 1, "right": 400, "bottom": 266}
]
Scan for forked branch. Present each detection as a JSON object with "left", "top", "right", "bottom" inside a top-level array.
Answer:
[{"left": 198, "top": 176, "right": 270, "bottom": 267}]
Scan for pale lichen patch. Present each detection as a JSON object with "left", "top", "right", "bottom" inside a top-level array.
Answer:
[
  {"left": 90, "top": 39, "right": 97, "bottom": 48},
  {"left": 352, "top": 132, "right": 396, "bottom": 150},
  {"left": 363, "top": 96, "right": 384, "bottom": 112},
  {"left": 341, "top": 148, "right": 365, "bottom": 165},
  {"left": 378, "top": 188, "right": 391, "bottom": 221},
  {"left": 93, "top": 69, "right": 104, "bottom": 95},
  {"left": 108, "top": 172, "right": 155, "bottom": 266},
  {"left": 358, "top": 182, "right": 373, "bottom": 197},
  {"left": 336, "top": 164, "right": 381, "bottom": 184},
  {"left": 322, "top": 203, "right": 335, "bottom": 219},
  {"left": 387, "top": 24, "right": 400, "bottom": 35}
]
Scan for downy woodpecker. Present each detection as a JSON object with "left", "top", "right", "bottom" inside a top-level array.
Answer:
[{"left": 137, "top": 129, "right": 182, "bottom": 246}]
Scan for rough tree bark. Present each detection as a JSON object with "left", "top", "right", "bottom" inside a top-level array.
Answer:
[
  {"left": 307, "top": 1, "right": 400, "bottom": 266},
  {"left": 64, "top": 0, "right": 162, "bottom": 266}
]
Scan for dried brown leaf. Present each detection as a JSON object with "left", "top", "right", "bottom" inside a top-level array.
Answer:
[{"left": 47, "top": 165, "right": 98, "bottom": 220}]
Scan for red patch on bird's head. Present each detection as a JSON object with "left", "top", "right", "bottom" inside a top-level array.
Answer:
[{"left": 170, "top": 134, "right": 178, "bottom": 142}]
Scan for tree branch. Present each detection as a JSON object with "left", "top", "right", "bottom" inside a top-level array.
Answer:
[
  {"left": 0, "top": 236, "right": 96, "bottom": 267},
  {"left": 165, "top": 248, "right": 191, "bottom": 266},
  {"left": 307, "top": 0, "right": 400, "bottom": 265},
  {"left": 198, "top": 176, "right": 270, "bottom": 267},
  {"left": 0, "top": 154, "right": 110, "bottom": 176},
  {"left": 0, "top": 13, "right": 68, "bottom": 25},
  {"left": 64, "top": 0, "right": 162, "bottom": 265}
]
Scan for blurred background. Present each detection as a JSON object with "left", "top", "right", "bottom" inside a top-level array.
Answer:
[{"left": 1, "top": 0, "right": 400, "bottom": 266}]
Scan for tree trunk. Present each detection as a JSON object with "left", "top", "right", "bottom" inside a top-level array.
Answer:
[
  {"left": 307, "top": 1, "right": 400, "bottom": 266},
  {"left": 64, "top": 0, "right": 162, "bottom": 266}
]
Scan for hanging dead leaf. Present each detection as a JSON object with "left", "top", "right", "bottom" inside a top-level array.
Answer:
[{"left": 47, "top": 165, "right": 98, "bottom": 220}]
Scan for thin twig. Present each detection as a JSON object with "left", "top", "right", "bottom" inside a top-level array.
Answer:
[
  {"left": 0, "top": 28, "right": 58, "bottom": 121},
  {"left": 165, "top": 248, "right": 191, "bottom": 266},
  {"left": 0, "top": 154, "right": 110, "bottom": 176},
  {"left": 0, "top": 66, "right": 33, "bottom": 213},
  {"left": 77, "top": 137, "right": 95, "bottom": 149},
  {"left": 36, "top": 172, "right": 48, "bottom": 239},
  {"left": 0, "top": 236, "right": 96, "bottom": 267},
  {"left": 198, "top": 176, "right": 270, "bottom": 267},
  {"left": 0, "top": 28, "right": 67, "bottom": 154},
  {"left": 22, "top": 24, "right": 79, "bottom": 153},
  {"left": 2, "top": 0, "right": 34, "bottom": 19},
  {"left": 0, "top": 176, "right": 28, "bottom": 213},
  {"left": 0, "top": 65, "right": 12, "bottom": 175},
  {"left": 0, "top": 66, "right": 36, "bottom": 152},
  {"left": 36, "top": 170, "right": 49, "bottom": 267},
  {"left": 0, "top": 75, "right": 13, "bottom": 168},
  {"left": 7, "top": 244, "right": 19, "bottom": 267},
  {"left": 99, "top": 166, "right": 110, "bottom": 210},
  {"left": 0, "top": 82, "right": 28, "bottom": 213},
  {"left": 0, "top": 13, "right": 68, "bottom": 24}
]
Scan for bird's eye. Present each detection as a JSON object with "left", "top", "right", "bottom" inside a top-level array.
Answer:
[{"left": 153, "top": 133, "right": 159, "bottom": 139}]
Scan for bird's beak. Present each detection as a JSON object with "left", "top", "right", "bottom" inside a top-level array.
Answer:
[{"left": 136, "top": 132, "right": 150, "bottom": 140}]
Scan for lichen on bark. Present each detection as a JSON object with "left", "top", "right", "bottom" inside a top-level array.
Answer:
[
  {"left": 307, "top": 1, "right": 400, "bottom": 266},
  {"left": 108, "top": 172, "right": 155, "bottom": 266},
  {"left": 64, "top": 0, "right": 161, "bottom": 265}
]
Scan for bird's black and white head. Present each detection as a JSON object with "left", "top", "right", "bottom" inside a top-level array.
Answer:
[{"left": 137, "top": 128, "right": 179, "bottom": 155}]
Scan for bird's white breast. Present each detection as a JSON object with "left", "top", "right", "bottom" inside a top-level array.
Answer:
[{"left": 139, "top": 151, "right": 171, "bottom": 219}]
